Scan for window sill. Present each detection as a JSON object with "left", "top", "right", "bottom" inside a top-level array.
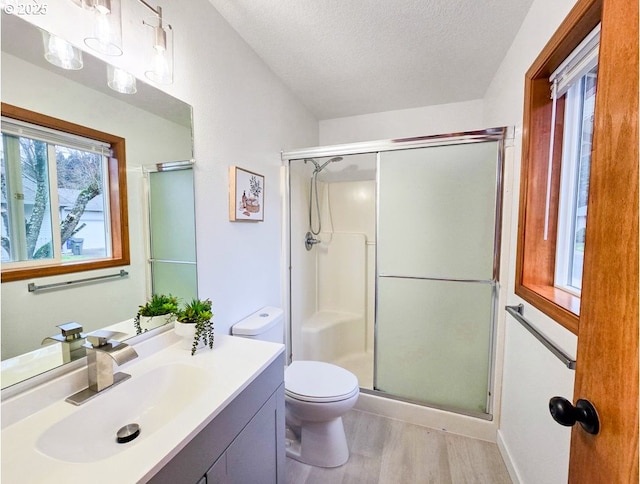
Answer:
[{"left": 515, "top": 282, "right": 580, "bottom": 334}]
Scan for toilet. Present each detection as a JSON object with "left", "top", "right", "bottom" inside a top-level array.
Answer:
[{"left": 232, "top": 307, "right": 359, "bottom": 468}]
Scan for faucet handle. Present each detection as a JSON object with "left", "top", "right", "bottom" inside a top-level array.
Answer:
[
  {"left": 57, "top": 322, "right": 84, "bottom": 341},
  {"left": 43, "top": 322, "right": 86, "bottom": 345},
  {"left": 86, "top": 330, "right": 123, "bottom": 348},
  {"left": 87, "top": 329, "right": 116, "bottom": 348}
]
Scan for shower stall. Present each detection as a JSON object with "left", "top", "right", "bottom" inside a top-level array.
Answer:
[{"left": 284, "top": 128, "right": 505, "bottom": 418}]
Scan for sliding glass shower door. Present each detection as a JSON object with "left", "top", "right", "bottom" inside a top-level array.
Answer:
[
  {"left": 375, "top": 141, "right": 501, "bottom": 416},
  {"left": 148, "top": 168, "right": 198, "bottom": 301}
]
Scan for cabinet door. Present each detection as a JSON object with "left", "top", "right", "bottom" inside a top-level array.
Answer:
[
  {"left": 226, "top": 392, "right": 278, "bottom": 484},
  {"left": 206, "top": 454, "right": 227, "bottom": 484}
]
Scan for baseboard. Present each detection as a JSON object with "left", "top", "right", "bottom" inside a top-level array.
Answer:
[
  {"left": 496, "top": 429, "right": 522, "bottom": 484},
  {"left": 354, "top": 392, "right": 498, "bottom": 442}
]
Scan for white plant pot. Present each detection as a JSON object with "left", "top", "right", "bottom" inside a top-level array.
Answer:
[
  {"left": 174, "top": 321, "right": 205, "bottom": 351},
  {"left": 139, "top": 314, "right": 174, "bottom": 332}
]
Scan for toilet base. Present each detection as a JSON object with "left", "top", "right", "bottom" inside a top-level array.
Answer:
[{"left": 285, "top": 417, "right": 349, "bottom": 468}]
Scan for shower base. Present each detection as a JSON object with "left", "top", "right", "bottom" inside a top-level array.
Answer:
[{"left": 333, "top": 350, "right": 374, "bottom": 389}]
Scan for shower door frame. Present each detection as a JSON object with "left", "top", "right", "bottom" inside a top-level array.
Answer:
[{"left": 282, "top": 127, "right": 509, "bottom": 419}]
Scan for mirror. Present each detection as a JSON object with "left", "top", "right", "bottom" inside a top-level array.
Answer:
[{"left": 1, "top": 13, "right": 196, "bottom": 388}]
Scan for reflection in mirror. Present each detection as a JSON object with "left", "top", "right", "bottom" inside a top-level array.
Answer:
[
  {"left": 1, "top": 13, "right": 196, "bottom": 389},
  {"left": 148, "top": 168, "right": 198, "bottom": 300}
]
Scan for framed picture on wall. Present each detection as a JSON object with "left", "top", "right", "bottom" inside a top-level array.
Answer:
[{"left": 229, "top": 166, "right": 265, "bottom": 222}]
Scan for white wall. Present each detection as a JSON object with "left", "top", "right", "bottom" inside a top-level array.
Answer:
[
  {"left": 319, "top": 99, "right": 484, "bottom": 145},
  {"left": 168, "top": 1, "right": 319, "bottom": 336},
  {"left": 15, "top": 0, "right": 318, "bottom": 341},
  {"left": 482, "top": 0, "right": 580, "bottom": 482},
  {"left": 1, "top": 52, "right": 191, "bottom": 358}
]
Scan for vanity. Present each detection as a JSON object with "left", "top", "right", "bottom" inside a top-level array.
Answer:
[{"left": 1, "top": 330, "right": 285, "bottom": 483}]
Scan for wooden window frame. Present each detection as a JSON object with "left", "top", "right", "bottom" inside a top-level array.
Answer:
[
  {"left": 1, "top": 103, "right": 129, "bottom": 282},
  {"left": 516, "top": 0, "right": 602, "bottom": 334}
]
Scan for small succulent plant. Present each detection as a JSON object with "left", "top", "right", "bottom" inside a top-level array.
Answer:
[
  {"left": 133, "top": 294, "right": 178, "bottom": 334},
  {"left": 176, "top": 298, "right": 214, "bottom": 355}
]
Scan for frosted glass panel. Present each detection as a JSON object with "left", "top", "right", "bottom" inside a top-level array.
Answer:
[
  {"left": 378, "top": 142, "right": 499, "bottom": 280},
  {"left": 151, "top": 261, "right": 198, "bottom": 303},
  {"left": 149, "top": 170, "right": 196, "bottom": 262},
  {"left": 149, "top": 169, "right": 197, "bottom": 300},
  {"left": 376, "top": 278, "right": 494, "bottom": 414}
]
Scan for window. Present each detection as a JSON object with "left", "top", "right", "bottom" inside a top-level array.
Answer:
[
  {"left": 0, "top": 103, "right": 129, "bottom": 282},
  {"left": 516, "top": 0, "right": 602, "bottom": 334},
  {"left": 555, "top": 65, "right": 597, "bottom": 295}
]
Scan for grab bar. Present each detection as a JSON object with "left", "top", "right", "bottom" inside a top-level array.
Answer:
[
  {"left": 505, "top": 304, "right": 576, "bottom": 370},
  {"left": 28, "top": 270, "right": 129, "bottom": 293}
]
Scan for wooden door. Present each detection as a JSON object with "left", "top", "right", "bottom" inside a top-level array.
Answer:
[{"left": 568, "top": 0, "right": 638, "bottom": 481}]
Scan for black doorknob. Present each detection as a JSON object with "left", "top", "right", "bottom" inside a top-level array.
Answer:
[{"left": 549, "top": 396, "right": 600, "bottom": 435}]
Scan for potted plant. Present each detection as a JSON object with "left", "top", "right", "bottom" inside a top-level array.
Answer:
[
  {"left": 133, "top": 294, "right": 178, "bottom": 334},
  {"left": 174, "top": 298, "right": 214, "bottom": 355}
]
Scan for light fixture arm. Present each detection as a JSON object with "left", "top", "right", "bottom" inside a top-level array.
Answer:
[
  {"left": 140, "top": 2, "right": 170, "bottom": 51},
  {"left": 137, "top": 0, "right": 162, "bottom": 20},
  {"left": 139, "top": 1, "right": 173, "bottom": 84}
]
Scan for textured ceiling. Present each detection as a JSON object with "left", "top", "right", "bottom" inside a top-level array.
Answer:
[{"left": 207, "top": 0, "right": 534, "bottom": 120}]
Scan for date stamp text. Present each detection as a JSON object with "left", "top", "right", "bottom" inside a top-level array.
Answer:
[{"left": 3, "top": 2, "right": 48, "bottom": 15}]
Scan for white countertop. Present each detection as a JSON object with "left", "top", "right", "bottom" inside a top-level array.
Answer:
[{"left": 1, "top": 332, "right": 284, "bottom": 483}]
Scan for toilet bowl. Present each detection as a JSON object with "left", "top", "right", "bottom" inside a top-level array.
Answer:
[
  {"left": 285, "top": 360, "right": 359, "bottom": 467},
  {"left": 232, "top": 307, "right": 360, "bottom": 468}
]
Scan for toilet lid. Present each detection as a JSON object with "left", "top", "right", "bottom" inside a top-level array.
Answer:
[{"left": 285, "top": 361, "right": 359, "bottom": 403}]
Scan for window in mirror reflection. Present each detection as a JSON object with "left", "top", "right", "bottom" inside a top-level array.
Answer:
[
  {"left": 0, "top": 103, "right": 129, "bottom": 281},
  {"left": 1, "top": 127, "right": 111, "bottom": 265}
]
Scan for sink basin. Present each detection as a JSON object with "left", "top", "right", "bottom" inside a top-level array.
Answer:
[{"left": 36, "top": 363, "right": 209, "bottom": 463}]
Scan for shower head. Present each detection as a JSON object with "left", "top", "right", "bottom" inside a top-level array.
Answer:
[
  {"left": 304, "top": 156, "right": 343, "bottom": 174},
  {"left": 315, "top": 156, "right": 343, "bottom": 173}
]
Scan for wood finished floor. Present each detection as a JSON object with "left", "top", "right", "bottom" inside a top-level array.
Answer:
[{"left": 286, "top": 410, "right": 512, "bottom": 484}]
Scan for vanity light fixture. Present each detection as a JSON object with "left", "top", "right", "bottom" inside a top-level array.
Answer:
[
  {"left": 84, "top": 0, "right": 124, "bottom": 56},
  {"left": 142, "top": 4, "right": 174, "bottom": 85},
  {"left": 71, "top": 0, "right": 174, "bottom": 84},
  {"left": 107, "top": 65, "right": 137, "bottom": 94},
  {"left": 41, "top": 31, "right": 84, "bottom": 70}
]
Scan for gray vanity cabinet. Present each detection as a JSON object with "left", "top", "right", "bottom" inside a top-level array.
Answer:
[
  {"left": 147, "top": 354, "right": 285, "bottom": 484},
  {"left": 207, "top": 389, "right": 280, "bottom": 483}
]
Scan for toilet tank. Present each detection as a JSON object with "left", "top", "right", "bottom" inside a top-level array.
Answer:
[{"left": 232, "top": 307, "right": 284, "bottom": 344}]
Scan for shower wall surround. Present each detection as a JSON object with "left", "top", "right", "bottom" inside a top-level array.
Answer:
[{"left": 289, "top": 159, "right": 377, "bottom": 390}]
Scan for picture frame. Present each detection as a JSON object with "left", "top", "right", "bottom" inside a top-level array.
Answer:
[{"left": 229, "top": 166, "right": 265, "bottom": 222}]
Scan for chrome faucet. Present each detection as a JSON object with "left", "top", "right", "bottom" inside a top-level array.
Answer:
[
  {"left": 66, "top": 331, "right": 138, "bottom": 406},
  {"left": 42, "top": 322, "right": 87, "bottom": 363}
]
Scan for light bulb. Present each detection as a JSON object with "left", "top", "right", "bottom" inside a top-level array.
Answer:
[
  {"left": 107, "top": 65, "right": 136, "bottom": 94},
  {"left": 42, "top": 32, "right": 83, "bottom": 70},
  {"left": 145, "top": 27, "right": 172, "bottom": 84},
  {"left": 144, "top": 9, "right": 173, "bottom": 84},
  {"left": 84, "top": 0, "right": 122, "bottom": 56}
]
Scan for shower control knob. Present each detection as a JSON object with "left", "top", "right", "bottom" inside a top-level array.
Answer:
[
  {"left": 304, "top": 232, "right": 321, "bottom": 251},
  {"left": 549, "top": 396, "right": 600, "bottom": 435}
]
